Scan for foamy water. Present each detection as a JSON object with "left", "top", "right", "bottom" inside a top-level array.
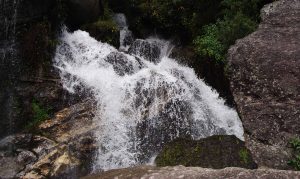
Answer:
[{"left": 54, "top": 25, "right": 244, "bottom": 171}]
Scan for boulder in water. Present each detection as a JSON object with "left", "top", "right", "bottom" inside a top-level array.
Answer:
[
  {"left": 128, "top": 39, "right": 161, "bottom": 64},
  {"left": 104, "top": 52, "right": 136, "bottom": 76},
  {"left": 155, "top": 135, "right": 257, "bottom": 169}
]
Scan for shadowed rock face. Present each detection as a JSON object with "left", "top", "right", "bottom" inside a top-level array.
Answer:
[
  {"left": 227, "top": 0, "right": 300, "bottom": 169},
  {"left": 82, "top": 165, "right": 300, "bottom": 179}
]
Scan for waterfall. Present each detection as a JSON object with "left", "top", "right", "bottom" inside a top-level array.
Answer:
[
  {"left": 113, "top": 13, "right": 134, "bottom": 51},
  {"left": 54, "top": 16, "right": 244, "bottom": 171},
  {"left": 0, "top": 0, "right": 19, "bottom": 41}
]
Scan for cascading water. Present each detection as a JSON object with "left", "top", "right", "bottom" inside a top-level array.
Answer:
[
  {"left": 113, "top": 13, "right": 134, "bottom": 51},
  {"left": 54, "top": 15, "right": 244, "bottom": 171}
]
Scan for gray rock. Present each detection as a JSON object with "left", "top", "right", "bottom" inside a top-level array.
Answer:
[
  {"left": 83, "top": 165, "right": 300, "bottom": 179},
  {"left": 227, "top": 0, "right": 300, "bottom": 169},
  {"left": 0, "top": 155, "right": 23, "bottom": 179},
  {"left": 105, "top": 52, "right": 135, "bottom": 76}
]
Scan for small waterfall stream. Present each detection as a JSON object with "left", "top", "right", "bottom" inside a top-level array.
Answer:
[
  {"left": 54, "top": 15, "right": 244, "bottom": 171},
  {"left": 0, "top": 0, "right": 20, "bottom": 137}
]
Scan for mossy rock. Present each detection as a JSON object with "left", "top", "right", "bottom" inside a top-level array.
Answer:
[
  {"left": 155, "top": 135, "right": 257, "bottom": 169},
  {"left": 82, "top": 19, "right": 120, "bottom": 47}
]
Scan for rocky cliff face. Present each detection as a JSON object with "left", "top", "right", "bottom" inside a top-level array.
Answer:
[
  {"left": 0, "top": 0, "right": 102, "bottom": 138},
  {"left": 228, "top": 0, "right": 300, "bottom": 169},
  {"left": 0, "top": 101, "right": 97, "bottom": 178}
]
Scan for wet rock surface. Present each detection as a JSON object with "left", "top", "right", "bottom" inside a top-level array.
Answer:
[
  {"left": 155, "top": 135, "right": 257, "bottom": 169},
  {"left": 105, "top": 52, "right": 135, "bottom": 76},
  {"left": 83, "top": 165, "right": 300, "bottom": 179},
  {"left": 227, "top": 0, "right": 300, "bottom": 169},
  {"left": 0, "top": 101, "right": 97, "bottom": 178},
  {"left": 129, "top": 39, "right": 161, "bottom": 64}
]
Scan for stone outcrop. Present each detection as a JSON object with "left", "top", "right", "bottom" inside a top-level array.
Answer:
[
  {"left": 0, "top": 101, "right": 97, "bottom": 178},
  {"left": 83, "top": 165, "right": 300, "bottom": 179},
  {"left": 227, "top": 0, "right": 300, "bottom": 169},
  {"left": 155, "top": 135, "right": 257, "bottom": 169}
]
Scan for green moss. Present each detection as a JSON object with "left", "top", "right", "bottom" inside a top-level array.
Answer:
[
  {"left": 156, "top": 141, "right": 186, "bottom": 166},
  {"left": 288, "top": 138, "right": 300, "bottom": 170},
  {"left": 239, "top": 148, "right": 249, "bottom": 164},
  {"left": 156, "top": 136, "right": 257, "bottom": 169},
  {"left": 25, "top": 100, "right": 50, "bottom": 130},
  {"left": 82, "top": 18, "right": 120, "bottom": 47}
]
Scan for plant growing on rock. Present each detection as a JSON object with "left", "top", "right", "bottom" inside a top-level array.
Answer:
[
  {"left": 288, "top": 138, "right": 300, "bottom": 170},
  {"left": 26, "top": 100, "right": 50, "bottom": 130}
]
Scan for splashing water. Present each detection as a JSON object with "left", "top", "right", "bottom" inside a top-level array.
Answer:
[{"left": 54, "top": 25, "right": 244, "bottom": 171}]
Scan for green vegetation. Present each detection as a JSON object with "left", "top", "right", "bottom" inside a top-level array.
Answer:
[
  {"left": 239, "top": 148, "right": 249, "bottom": 164},
  {"left": 155, "top": 136, "right": 257, "bottom": 169},
  {"left": 26, "top": 100, "right": 50, "bottom": 130},
  {"left": 109, "top": 0, "right": 272, "bottom": 64},
  {"left": 288, "top": 138, "right": 300, "bottom": 170},
  {"left": 194, "top": 0, "right": 263, "bottom": 63},
  {"left": 194, "top": 13, "right": 257, "bottom": 63}
]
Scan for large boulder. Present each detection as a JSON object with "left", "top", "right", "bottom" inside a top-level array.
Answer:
[
  {"left": 155, "top": 135, "right": 257, "bottom": 169},
  {"left": 104, "top": 52, "right": 135, "bottom": 76},
  {"left": 83, "top": 165, "right": 300, "bottom": 179},
  {"left": 227, "top": 0, "right": 300, "bottom": 169}
]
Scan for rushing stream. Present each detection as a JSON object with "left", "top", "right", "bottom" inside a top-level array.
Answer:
[{"left": 54, "top": 14, "right": 244, "bottom": 171}]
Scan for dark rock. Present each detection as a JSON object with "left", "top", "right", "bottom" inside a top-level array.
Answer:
[
  {"left": 104, "top": 52, "right": 135, "bottom": 76},
  {"left": 65, "top": 0, "right": 103, "bottom": 29},
  {"left": 129, "top": 39, "right": 161, "bottom": 64},
  {"left": 170, "top": 46, "right": 235, "bottom": 106},
  {"left": 155, "top": 135, "right": 257, "bottom": 169},
  {"left": 227, "top": 0, "right": 300, "bottom": 169},
  {"left": 83, "top": 165, "right": 300, "bottom": 179},
  {"left": 0, "top": 0, "right": 79, "bottom": 138}
]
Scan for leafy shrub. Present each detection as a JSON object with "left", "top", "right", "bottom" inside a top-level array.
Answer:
[
  {"left": 194, "top": 3, "right": 258, "bottom": 63},
  {"left": 288, "top": 138, "right": 300, "bottom": 170},
  {"left": 194, "top": 24, "right": 225, "bottom": 62}
]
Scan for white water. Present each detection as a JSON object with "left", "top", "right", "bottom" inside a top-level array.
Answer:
[{"left": 54, "top": 22, "right": 244, "bottom": 171}]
